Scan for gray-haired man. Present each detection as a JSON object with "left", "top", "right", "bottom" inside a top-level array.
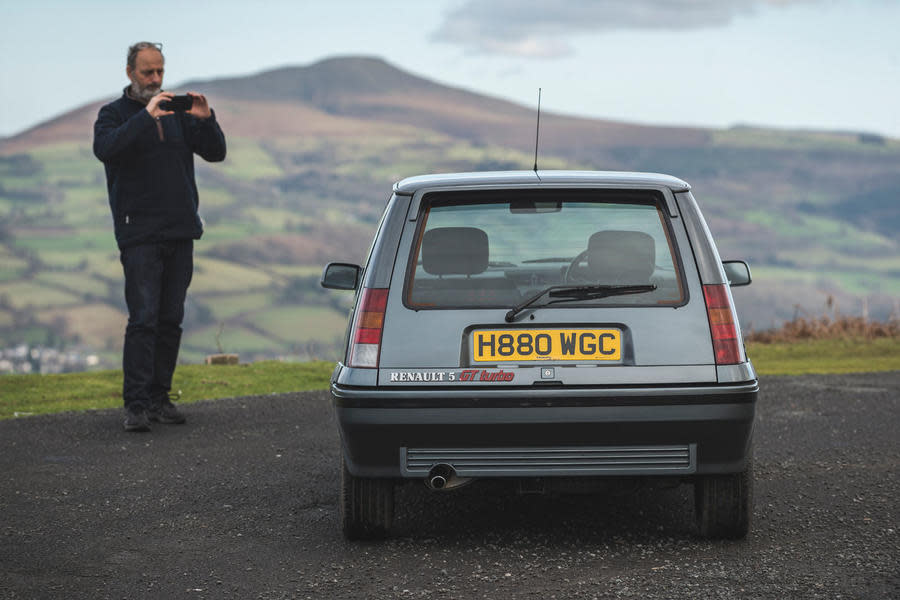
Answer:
[{"left": 93, "top": 42, "right": 226, "bottom": 431}]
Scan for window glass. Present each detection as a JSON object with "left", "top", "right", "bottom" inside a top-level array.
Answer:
[{"left": 406, "top": 190, "right": 684, "bottom": 308}]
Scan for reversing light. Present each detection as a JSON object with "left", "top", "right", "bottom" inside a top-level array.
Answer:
[
  {"left": 348, "top": 288, "right": 389, "bottom": 368},
  {"left": 703, "top": 284, "right": 743, "bottom": 365}
]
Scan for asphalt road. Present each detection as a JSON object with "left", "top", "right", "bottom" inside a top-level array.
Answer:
[{"left": 1, "top": 372, "right": 898, "bottom": 599}]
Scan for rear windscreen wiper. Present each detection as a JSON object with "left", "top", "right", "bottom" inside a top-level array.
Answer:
[
  {"left": 548, "top": 284, "right": 656, "bottom": 299},
  {"left": 505, "top": 284, "right": 656, "bottom": 322}
]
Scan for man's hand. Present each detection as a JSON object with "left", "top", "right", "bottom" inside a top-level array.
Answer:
[
  {"left": 186, "top": 92, "right": 212, "bottom": 119},
  {"left": 146, "top": 92, "right": 174, "bottom": 120}
]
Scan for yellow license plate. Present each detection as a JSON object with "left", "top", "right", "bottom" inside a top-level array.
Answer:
[{"left": 472, "top": 329, "right": 622, "bottom": 362}]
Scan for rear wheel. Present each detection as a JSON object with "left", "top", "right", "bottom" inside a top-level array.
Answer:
[
  {"left": 340, "top": 459, "right": 394, "bottom": 540},
  {"left": 694, "top": 453, "right": 753, "bottom": 539}
]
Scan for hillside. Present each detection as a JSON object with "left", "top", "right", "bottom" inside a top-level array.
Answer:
[{"left": 1, "top": 55, "right": 898, "bottom": 372}]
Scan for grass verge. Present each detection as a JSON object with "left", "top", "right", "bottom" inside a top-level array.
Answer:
[
  {"left": 747, "top": 337, "right": 900, "bottom": 376},
  {"left": 0, "top": 360, "right": 333, "bottom": 420}
]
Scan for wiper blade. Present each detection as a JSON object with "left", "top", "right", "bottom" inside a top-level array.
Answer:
[
  {"left": 521, "top": 257, "right": 574, "bottom": 264},
  {"left": 505, "top": 284, "right": 656, "bottom": 322},
  {"left": 549, "top": 284, "right": 656, "bottom": 299}
]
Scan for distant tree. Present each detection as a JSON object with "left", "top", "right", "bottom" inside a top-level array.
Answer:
[
  {"left": 0, "top": 154, "right": 42, "bottom": 177},
  {"left": 858, "top": 133, "right": 886, "bottom": 145}
]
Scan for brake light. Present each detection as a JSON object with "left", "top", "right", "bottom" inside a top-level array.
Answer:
[
  {"left": 348, "top": 288, "right": 388, "bottom": 368},
  {"left": 703, "top": 284, "right": 743, "bottom": 365}
]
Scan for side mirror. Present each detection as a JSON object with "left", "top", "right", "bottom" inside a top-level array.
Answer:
[
  {"left": 722, "top": 260, "right": 752, "bottom": 287},
  {"left": 321, "top": 262, "right": 362, "bottom": 290}
]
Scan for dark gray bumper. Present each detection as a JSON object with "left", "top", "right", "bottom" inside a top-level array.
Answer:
[{"left": 332, "top": 382, "right": 757, "bottom": 478}]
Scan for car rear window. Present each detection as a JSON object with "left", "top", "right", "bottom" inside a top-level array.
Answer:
[{"left": 406, "top": 189, "right": 685, "bottom": 308}]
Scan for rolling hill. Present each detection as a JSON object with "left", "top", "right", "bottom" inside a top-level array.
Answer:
[{"left": 1, "top": 55, "right": 898, "bottom": 372}]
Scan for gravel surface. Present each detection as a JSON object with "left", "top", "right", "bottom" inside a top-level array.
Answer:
[{"left": 1, "top": 372, "right": 898, "bottom": 599}]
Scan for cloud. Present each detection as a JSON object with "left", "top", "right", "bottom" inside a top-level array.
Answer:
[{"left": 433, "top": 0, "right": 821, "bottom": 58}]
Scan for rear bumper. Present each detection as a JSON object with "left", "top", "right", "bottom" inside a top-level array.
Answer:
[{"left": 332, "top": 382, "right": 757, "bottom": 478}]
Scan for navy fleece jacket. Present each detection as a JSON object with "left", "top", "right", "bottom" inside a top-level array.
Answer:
[{"left": 93, "top": 89, "right": 226, "bottom": 249}]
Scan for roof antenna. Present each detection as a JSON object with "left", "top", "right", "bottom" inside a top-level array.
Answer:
[{"left": 532, "top": 88, "right": 542, "bottom": 173}]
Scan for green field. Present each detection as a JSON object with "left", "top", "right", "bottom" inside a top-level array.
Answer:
[
  {"left": 252, "top": 306, "right": 348, "bottom": 343},
  {"left": 0, "top": 281, "right": 82, "bottom": 309},
  {"left": 35, "top": 271, "right": 110, "bottom": 296},
  {"left": 183, "top": 323, "right": 282, "bottom": 356},
  {"left": 218, "top": 137, "right": 283, "bottom": 180},
  {"left": 746, "top": 337, "right": 900, "bottom": 375},
  {"left": 0, "top": 360, "right": 335, "bottom": 419},
  {"left": 191, "top": 257, "right": 276, "bottom": 293},
  {"left": 204, "top": 291, "right": 275, "bottom": 321}
]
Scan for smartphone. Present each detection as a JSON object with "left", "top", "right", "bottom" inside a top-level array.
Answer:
[{"left": 159, "top": 95, "right": 193, "bottom": 112}]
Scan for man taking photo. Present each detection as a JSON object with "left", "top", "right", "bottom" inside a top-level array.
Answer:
[{"left": 93, "top": 41, "right": 227, "bottom": 432}]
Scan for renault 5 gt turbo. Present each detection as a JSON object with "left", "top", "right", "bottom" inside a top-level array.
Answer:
[{"left": 321, "top": 170, "right": 757, "bottom": 540}]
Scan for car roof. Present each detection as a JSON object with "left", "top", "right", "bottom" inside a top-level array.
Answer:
[{"left": 393, "top": 170, "right": 691, "bottom": 195}]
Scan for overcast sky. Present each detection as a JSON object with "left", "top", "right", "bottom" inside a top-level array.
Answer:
[{"left": 2, "top": 0, "right": 898, "bottom": 138}]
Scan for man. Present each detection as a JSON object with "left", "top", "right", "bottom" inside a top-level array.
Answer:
[{"left": 93, "top": 42, "right": 227, "bottom": 432}]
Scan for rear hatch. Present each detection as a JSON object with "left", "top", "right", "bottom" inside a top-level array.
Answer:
[{"left": 375, "top": 185, "right": 720, "bottom": 387}]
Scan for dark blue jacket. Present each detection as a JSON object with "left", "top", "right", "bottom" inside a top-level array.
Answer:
[{"left": 93, "top": 89, "right": 226, "bottom": 249}]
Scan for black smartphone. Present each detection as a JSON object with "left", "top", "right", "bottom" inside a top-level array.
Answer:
[{"left": 159, "top": 95, "right": 193, "bottom": 112}]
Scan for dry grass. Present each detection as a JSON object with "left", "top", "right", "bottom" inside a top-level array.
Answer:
[{"left": 746, "top": 297, "right": 900, "bottom": 343}]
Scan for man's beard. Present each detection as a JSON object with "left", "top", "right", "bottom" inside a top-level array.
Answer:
[{"left": 129, "top": 80, "right": 160, "bottom": 102}]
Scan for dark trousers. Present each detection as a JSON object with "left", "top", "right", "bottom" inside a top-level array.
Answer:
[{"left": 120, "top": 240, "right": 193, "bottom": 410}]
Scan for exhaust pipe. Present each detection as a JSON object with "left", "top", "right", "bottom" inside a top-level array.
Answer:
[
  {"left": 425, "top": 463, "right": 473, "bottom": 491},
  {"left": 426, "top": 464, "right": 454, "bottom": 490}
]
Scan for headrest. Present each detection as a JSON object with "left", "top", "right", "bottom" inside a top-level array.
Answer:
[
  {"left": 422, "top": 227, "right": 489, "bottom": 276},
  {"left": 587, "top": 230, "right": 656, "bottom": 284}
]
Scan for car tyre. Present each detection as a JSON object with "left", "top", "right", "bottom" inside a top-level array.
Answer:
[
  {"left": 694, "top": 453, "right": 753, "bottom": 540},
  {"left": 341, "top": 458, "right": 394, "bottom": 540}
]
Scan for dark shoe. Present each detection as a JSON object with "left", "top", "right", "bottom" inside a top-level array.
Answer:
[
  {"left": 124, "top": 407, "right": 151, "bottom": 432},
  {"left": 148, "top": 400, "right": 186, "bottom": 424}
]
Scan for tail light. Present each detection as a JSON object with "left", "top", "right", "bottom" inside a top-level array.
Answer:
[
  {"left": 348, "top": 288, "right": 388, "bottom": 368},
  {"left": 703, "top": 284, "right": 743, "bottom": 365}
]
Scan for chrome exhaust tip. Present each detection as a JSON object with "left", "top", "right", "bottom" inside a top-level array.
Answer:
[{"left": 426, "top": 464, "right": 456, "bottom": 490}]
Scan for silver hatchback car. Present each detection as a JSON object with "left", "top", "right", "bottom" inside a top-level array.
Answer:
[{"left": 322, "top": 170, "right": 757, "bottom": 540}]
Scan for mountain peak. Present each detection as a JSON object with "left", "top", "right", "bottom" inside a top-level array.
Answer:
[{"left": 183, "top": 55, "right": 438, "bottom": 103}]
